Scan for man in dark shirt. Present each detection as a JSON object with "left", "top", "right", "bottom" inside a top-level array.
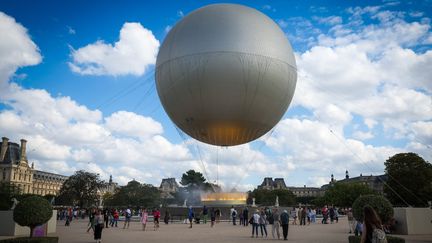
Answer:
[{"left": 280, "top": 209, "right": 290, "bottom": 240}]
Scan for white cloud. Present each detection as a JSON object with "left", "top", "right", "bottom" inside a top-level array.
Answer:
[
  {"left": 105, "top": 111, "right": 163, "bottom": 139},
  {"left": 69, "top": 22, "right": 159, "bottom": 76},
  {"left": 315, "top": 15, "right": 343, "bottom": 25},
  {"left": 0, "top": 12, "right": 41, "bottom": 86},
  {"left": 352, "top": 131, "right": 374, "bottom": 140}
]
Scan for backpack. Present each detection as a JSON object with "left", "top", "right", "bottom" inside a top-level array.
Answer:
[
  {"left": 232, "top": 210, "right": 237, "bottom": 217},
  {"left": 268, "top": 214, "right": 274, "bottom": 224},
  {"left": 372, "top": 228, "right": 387, "bottom": 243}
]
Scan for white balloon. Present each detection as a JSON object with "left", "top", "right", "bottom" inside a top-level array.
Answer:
[{"left": 156, "top": 4, "right": 297, "bottom": 146}]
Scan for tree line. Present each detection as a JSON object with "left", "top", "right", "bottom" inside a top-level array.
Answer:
[{"left": 1, "top": 152, "right": 430, "bottom": 209}]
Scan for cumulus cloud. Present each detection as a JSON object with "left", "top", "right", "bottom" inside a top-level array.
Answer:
[
  {"left": 0, "top": 12, "right": 41, "bottom": 86},
  {"left": 69, "top": 22, "right": 159, "bottom": 76}
]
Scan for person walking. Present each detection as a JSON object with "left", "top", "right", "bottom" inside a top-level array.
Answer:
[
  {"left": 281, "top": 209, "right": 290, "bottom": 241},
  {"left": 94, "top": 210, "right": 104, "bottom": 243},
  {"left": 251, "top": 210, "right": 260, "bottom": 238},
  {"left": 87, "top": 208, "right": 96, "bottom": 233},
  {"left": 329, "top": 206, "right": 335, "bottom": 224},
  {"left": 259, "top": 208, "right": 268, "bottom": 237},
  {"left": 140, "top": 208, "right": 148, "bottom": 231},
  {"left": 271, "top": 208, "right": 281, "bottom": 240},
  {"left": 361, "top": 206, "right": 387, "bottom": 243},
  {"left": 153, "top": 208, "right": 160, "bottom": 230}
]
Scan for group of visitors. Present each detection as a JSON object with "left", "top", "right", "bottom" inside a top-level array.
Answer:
[{"left": 249, "top": 207, "right": 290, "bottom": 240}]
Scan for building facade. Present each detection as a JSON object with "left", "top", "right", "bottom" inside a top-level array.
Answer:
[
  {"left": 159, "top": 178, "right": 179, "bottom": 199},
  {"left": 256, "top": 170, "right": 386, "bottom": 197},
  {"left": 0, "top": 137, "right": 68, "bottom": 196}
]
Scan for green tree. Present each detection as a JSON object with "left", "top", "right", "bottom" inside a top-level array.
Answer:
[
  {"left": 250, "top": 189, "right": 296, "bottom": 206},
  {"left": 13, "top": 196, "right": 53, "bottom": 238},
  {"left": 179, "top": 170, "right": 215, "bottom": 205},
  {"left": 384, "top": 153, "right": 432, "bottom": 207},
  {"left": 104, "top": 180, "right": 161, "bottom": 207},
  {"left": 0, "top": 182, "right": 21, "bottom": 210},
  {"left": 323, "top": 182, "right": 376, "bottom": 207},
  {"left": 56, "top": 170, "right": 105, "bottom": 208},
  {"left": 180, "top": 170, "right": 212, "bottom": 191},
  {"left": 352, "top": 194, "right": 394, "bottom": 223}
]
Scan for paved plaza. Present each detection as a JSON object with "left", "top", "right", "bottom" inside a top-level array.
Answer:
[{"left": 46, "top": 217, "right": 430, "bottom": 243}]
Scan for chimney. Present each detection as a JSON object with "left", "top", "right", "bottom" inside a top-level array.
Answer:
[
  {"left": 1, "top": 137, "right": 9, "bottom": 162},
  {"left": 20, "top": 139, "right": 27, "bottom": 162}
]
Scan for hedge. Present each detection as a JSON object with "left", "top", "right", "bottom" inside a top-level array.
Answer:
[
  {"left": 0, "top": 237, "right": 59, "bottom": 243},
  {"left": 352, "top": 194, "right": 394, "bottom": 223}
]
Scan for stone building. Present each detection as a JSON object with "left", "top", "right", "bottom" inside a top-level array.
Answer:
[
  {"left": 321, "top": 170, "right": 387, "bottom": 194},
  {"left": 159, "top": 178, "right": 179, "bottom": 199},
  {"left": 257, "top": 177, "right": 288, "bottom": 190},
  {"left": 287, "top": 186, "right": 323, "bottom": 197},
  {"left": 0, "top": 137, "right": 68, "bottom": 196}
]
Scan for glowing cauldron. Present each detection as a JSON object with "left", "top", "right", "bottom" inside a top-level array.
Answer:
[{"left": 201, "top": 192, "right": 247, "bottom": 206}]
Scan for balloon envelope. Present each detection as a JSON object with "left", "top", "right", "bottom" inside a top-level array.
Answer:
[{"left": 156, "top": 4, "right": 297, "bottom": 146}]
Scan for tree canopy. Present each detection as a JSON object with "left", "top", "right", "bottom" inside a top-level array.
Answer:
[
  {"left": 321, "top": 182, "right": 376, "bottom": 207},
  {"left": 384, "top": 153, "right": 432, "bottom": 207},
  {"left": 250, "top": 189, "right": 296, "bottom": 206},
  {"left": 56, "top": 170, "right": 105, "bottom": 208},
  {"left": 180, "top": 170, "right": 213, "bottom": 192},
  {"left": 13, "top": 196, "right": 53, "bottom": 238},
  {"left": 104, "top": 180, "right": 161, "bottom": 207}
]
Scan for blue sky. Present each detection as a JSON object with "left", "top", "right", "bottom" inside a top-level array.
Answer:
[{"left": 0, "top": 0, "right": 431, "bottom": 190}]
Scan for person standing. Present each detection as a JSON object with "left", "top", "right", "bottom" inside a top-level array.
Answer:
[
  {"left": 215, "top": 208, "right": 221, "bottom": 223},
  {"left": 202, "top": 206, "right": 208, "bottom": 224},
  {"left": 300, "top": 207, "right": 307, "bottom": 226},
  {"left": 329, "top": 206, "right": 335, "bottom": 224},
  {"left": 94, "top": 210, "right": 104, "bottom": 243},
  {"left": 164, "top": 209, "right": 170, "bottom": 224},
  {"left": 280, "top": 209, "right": 290, "bottom": 241},
  {"left": 291, "top": 207, "right": 297, "bottom": 225},
  {"left": 113, "top": 210, "right": 119, "bottom": 227},
  {"left": 251, "top": 210, "right": 260, "bottom": 238},
  {"left": 271, "top": 208, "right": 281, "bottom": 240},
  {"left": 243, "top": 207, "right": 249, "bottom": 226},
  {"left": 210, "top": 207, "right": 216, "bottom": 227},
  {"left": 361, "top": 206, "right": 386, "bottom": 243},
  {"left": 311, "top": 208, "right": 316, "bottom": 223},
  {"left": 123, "top": 207, "right": 132, "bottom": 229},
  {"left": 347, "top": 209, "right": 355, "bottom": 233},
  {"left": 231, "top": 207, "right": 237, "bottom": 225},
  {"left": 103, "top": 209, "right": 109, "bottom": 228},
  {"left": 188, "top": 206, "right": 194, "bottom": 228},
  {"left": 141, "top": 208, "right": 148, "bottom": 231},
  {"left": 259, "top": 208, "right": 268, "bottom": 237},
  {"left": 335, "top": 207, "right": 339, "bottom": 223}
]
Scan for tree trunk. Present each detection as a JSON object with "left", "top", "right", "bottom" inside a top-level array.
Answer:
[{"left": 30, "top": 226, "right": 34, "bottom": 238}]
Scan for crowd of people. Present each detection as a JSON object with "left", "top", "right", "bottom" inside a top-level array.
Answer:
[{"left": 57, "top": 204, "right": 388, "bottom": 243}]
